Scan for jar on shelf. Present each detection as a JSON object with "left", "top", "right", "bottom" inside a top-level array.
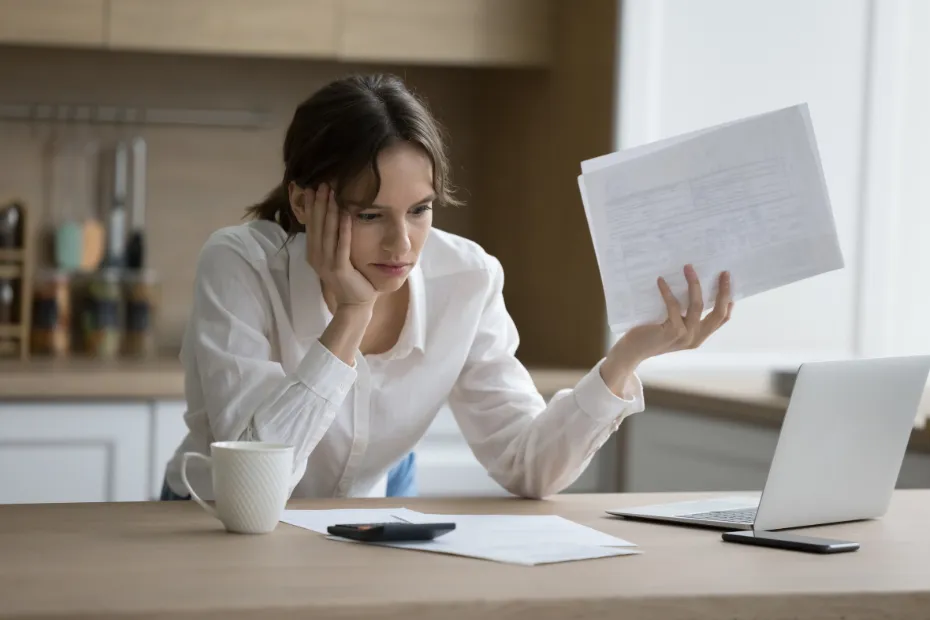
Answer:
[
  {"left": 81, "top": 268, "right": 122, "bottom": 359},
  {"left": 122, "top": 268, "right": 158, "bottom": 358},
  {"left": 31, "top": 270, "right": 71, "bottom": 357}
]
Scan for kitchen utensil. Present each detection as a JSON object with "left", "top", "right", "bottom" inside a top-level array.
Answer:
[
  {"left": 126, "top": 136, "right": 146, "bottom": 270},
  {"left": 80, "top": 219, "right": 105, "bottom": 270},
  {"left": 104, "top": 142, "right": 128, "bottom": 268},
  {"left": 51, "top": 114, "right": 83, "bottom": 272}
]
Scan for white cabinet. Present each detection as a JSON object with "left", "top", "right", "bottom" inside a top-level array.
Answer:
[
  {"left": 623, "top": 406, "right": 778, "bottom": 493},
  {"left": 0, "top": 402, "right": 150, "bottom": 504},
  {"left": 150, "top": 400, "right": 190, "bottom": 500},
  {"left": 623, "top": 405, "right": 930, "bottom": 492}
]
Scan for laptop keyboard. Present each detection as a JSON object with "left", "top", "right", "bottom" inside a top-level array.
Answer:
[{"left": 679, "top": 508, "right": 757, "bottom": 524}]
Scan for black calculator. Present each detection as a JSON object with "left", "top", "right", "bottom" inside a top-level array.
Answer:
[{"left": 327, "top": 522, "right": 456, "bottom": 542}]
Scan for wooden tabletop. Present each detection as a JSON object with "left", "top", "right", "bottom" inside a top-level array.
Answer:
[{"left": 1, "top": 491, "right": 928, "bottom": 620}]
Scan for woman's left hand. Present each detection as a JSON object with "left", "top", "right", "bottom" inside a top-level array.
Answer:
[{"left": 599, "top": 264, "right": 733, "bottom": 395}]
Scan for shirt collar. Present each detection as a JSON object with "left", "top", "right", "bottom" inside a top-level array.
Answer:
[{"left": 287, "top": 233, "right": 427, "bottom": 358}]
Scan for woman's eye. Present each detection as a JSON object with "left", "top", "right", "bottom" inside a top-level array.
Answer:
[
  {"left": 356, "top": 212, "right": 380, "bottom": 222},
  {"left": 411, "top": 205, "right": 433, "bottom": 216}
]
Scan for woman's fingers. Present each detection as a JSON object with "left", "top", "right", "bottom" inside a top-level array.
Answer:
[
  {"left": 657, "top": 276, "right": 686, "bottom": 337},
  {"left": 321, "top": 188, "right": 338, "bottom": 268},
  {"left": 683, "top": 265, "right": 704, "bottom": 336},
  {"left": 693, "top": 271, "right": 733, "bottom": 347},
  {"left": 708, "top": 271, "right": 731, "bottom": 325},
  {"left": 336, "top": 210, "right": 352, "bottom": 269}
]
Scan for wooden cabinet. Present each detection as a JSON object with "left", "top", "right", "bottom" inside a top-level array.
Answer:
[
  {"left": 0, "top": 402, "right": 150, "bottom": 504},
  {"left": 0, "top": 0, "right": 551, "bottom": 66},
  {"left": 0, "top": 0, "right": 106, "bottom": 47},
  {"left": 108, "top": 0, "right": 339, "bottom": 58},
  {"left": 478, "top": 0, "right": 551, "bottom": 66},
  {"left": 339, "top": 0, "right": 550, "bottom": 66}
]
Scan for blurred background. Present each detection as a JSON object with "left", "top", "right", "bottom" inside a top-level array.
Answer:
[{"left": 0, "top": 0, "right": 928, "bottom": 504}]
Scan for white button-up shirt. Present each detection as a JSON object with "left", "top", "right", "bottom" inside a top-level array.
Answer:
[{"left": 164, "top": 220, "right": 644, "bottom": 500}]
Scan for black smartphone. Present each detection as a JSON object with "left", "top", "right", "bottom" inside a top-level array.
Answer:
[
  {"left": 722, "top": 530, "right": 859, "bottom": 554},
  {"left": 327, "top": 522, "right": 456, "bottom": 543}
]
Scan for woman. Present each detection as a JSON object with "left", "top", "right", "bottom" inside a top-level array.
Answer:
[{"left": 161, "top": 73, "right": 733, "bottom": 502}]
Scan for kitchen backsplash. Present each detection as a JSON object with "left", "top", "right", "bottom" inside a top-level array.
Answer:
[{"left": 0, "top": 47, "right": 479, "bottom": 353}]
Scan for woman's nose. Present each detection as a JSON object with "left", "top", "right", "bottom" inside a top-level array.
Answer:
[{"left": 384, "top": 222, "right": 412, "bottom": 254}]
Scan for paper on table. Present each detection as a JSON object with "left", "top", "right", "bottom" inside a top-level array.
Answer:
[
  {"left": 579, "top": 103, "right": 844, "bottom": 333},
  {"left": 279, "top": 507, "right": 422, "bottom": 534},
  {"left": 327, "top": 512, "right": 640, "bottom": 566},
  {"left": 338, "top": 538, "right": 639, "bottom": 566},
  {"left": 401, "top": 512, "right": 637, "bottom": 547}
]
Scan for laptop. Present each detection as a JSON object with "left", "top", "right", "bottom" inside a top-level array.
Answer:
[{"left": 606, "top": 355, "right": 930, "bottom": 531}]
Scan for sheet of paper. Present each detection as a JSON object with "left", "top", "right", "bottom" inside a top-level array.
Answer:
[
  {"left": 401, "top": 512, "right": 637, "bottom": 547},
  {"left": 579, "top": 103, "right": 844, "bottom": 333},
  {"left": 327, "top": 512, "right": 640, "bottom": 565},
  {"left": 279, "top": 507, "right": 422, "bottom": 534},
  {"left": 287, "top": 509, "right": 641, "bottom": 565},
  {"left": 329, "top": 536, "right": 640, "bottom": 566}
]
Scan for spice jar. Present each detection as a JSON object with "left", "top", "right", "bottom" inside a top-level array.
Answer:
[
  {"left": 122, "top": 269, "right": 158, "bottom": 358},
  {"left": 31, "top": 270, "right": 71, "bottom": 357},
  {"left": 81, "top": 268, "right": 122, "bottom": 359}
]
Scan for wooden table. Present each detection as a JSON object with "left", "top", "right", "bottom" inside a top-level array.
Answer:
[{"left": 1, "top": 492, "right": 928, "bottom": 619}]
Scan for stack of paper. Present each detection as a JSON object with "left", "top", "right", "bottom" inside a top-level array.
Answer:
[
  {"left": 577, "top": 103, "right": 844, "bottom": 333},
  {"left": 280, "top": 509, "right": 639, "bottom": 566}
]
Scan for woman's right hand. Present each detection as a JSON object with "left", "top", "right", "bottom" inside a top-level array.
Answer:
[{"left": 305, "top": 183, "right": 378, "bottom": 308}]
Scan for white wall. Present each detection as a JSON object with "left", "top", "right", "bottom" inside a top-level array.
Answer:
[{"left": 615, "top": 0, "right": 930, "bottom": 369}]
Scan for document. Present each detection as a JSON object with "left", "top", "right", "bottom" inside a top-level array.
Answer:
[
  {"left": 578, "top": 103, "right": 844, "bottom": 333},
  {"left": 282, "top": 508, "right": 640, "bottom": 565},
  {"left": 372, "top": 513, "right": 639, "bottom": 565}
]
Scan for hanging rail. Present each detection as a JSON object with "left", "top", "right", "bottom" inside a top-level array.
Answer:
[{"left": 0, "top": 103, "right": 270, "bottom": 130}]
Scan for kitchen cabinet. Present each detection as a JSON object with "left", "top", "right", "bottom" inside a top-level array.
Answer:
[
  {"left": 339, "top": 0, "right": 550, "bottom": 66},
  {"left": 107, "top": 0, "right": 339, "bottom": 58},
  {"left": 150, "top": 400, "right": 189, "bottom": 500},
  {"left": 1, "top": 0, "right": 551, "bottom": 66},
  {"left": 0, "top": 0, "right": 106, "bottom": 47},
  {"left": 0, "top": 402, "right": 150, "bottom": 504},
  {"left": 622, "top": 405, "right": 930, "bottom": 492}
]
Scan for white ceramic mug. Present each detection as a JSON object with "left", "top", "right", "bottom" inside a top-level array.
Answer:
[{"left": 180, "top": 441, "right": 293, "bottom": 534}]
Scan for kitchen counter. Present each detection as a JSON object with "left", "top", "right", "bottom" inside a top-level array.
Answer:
[{"left": 2, "top": 358, "right": 929, "bottom": 451}]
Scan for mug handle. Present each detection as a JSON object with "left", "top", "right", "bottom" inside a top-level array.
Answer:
[{"left": 180, "top": 452, "right": 218, "bottom": 519}]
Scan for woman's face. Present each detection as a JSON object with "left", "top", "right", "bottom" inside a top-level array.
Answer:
[{"left": 341, "top": 142, "right": 435, "bottom": 293}]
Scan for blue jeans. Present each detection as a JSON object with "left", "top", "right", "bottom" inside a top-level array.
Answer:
[{"left": 160, "top": 451, "right": 417, "bottom": 499}]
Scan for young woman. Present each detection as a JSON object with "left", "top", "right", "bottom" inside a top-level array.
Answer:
[{"left": 161, "top": 73, "right": 733, "bottom": 502}]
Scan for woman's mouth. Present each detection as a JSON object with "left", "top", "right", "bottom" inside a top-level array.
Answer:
[{"left": 372, "top": 263, "right": 411, "bottom": 277}]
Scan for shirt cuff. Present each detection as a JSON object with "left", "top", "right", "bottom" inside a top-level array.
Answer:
[
  {"left": 573, "top": 358, "right": 645, "bottom": 422},
  {"left": 295, "top": 339, "right": 357, "bottom": 405}
]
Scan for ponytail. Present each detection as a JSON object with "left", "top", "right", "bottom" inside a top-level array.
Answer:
[{"left": 244, "top": 183, "right": 301, "bottom": 235}]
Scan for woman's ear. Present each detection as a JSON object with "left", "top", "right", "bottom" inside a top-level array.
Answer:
[{"left": 287, "top": 181, "right": 308, "bottom": 225}]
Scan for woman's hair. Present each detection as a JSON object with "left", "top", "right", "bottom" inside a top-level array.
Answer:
[{"left": 246, "top": 73, "right": 460, "bottom": 234}]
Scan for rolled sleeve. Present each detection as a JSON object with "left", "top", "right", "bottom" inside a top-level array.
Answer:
[
  {"left": 296, "top": 339, "right": 358, "bottom": 404},
  {"left": 573, "top": 359, "right": 645, "bottom": 423}
]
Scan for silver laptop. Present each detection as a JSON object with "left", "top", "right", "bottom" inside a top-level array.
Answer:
[{"left": 607, "top": 355, "right": 930, "bottom": 531}]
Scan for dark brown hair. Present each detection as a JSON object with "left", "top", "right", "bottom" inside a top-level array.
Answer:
[{"left": 246, "top": 73, "right": 460, "bottom": 234}]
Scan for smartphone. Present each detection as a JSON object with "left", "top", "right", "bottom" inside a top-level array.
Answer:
[
  {"left": 327, "top": 522, "right": 456, "bottom": 543},
  {"left": 722, "top": 530, "right": 859, "bottom": 554}
]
